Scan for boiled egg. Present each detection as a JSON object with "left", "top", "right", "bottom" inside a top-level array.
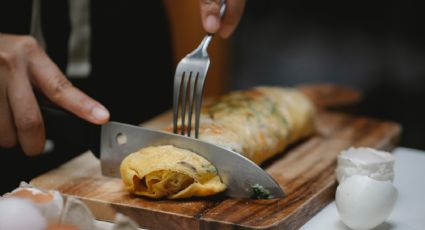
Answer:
[
  {"left": 0, "top": 197, "right": 47, "bottom": 230},
  {"left": 336, "top": 175, "right": 398, "bottom": 230},
  {"left": 335, "top": 147, "right": 398, "bottom": 230}
]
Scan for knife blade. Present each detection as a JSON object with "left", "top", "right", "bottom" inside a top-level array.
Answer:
[{"left": 100, "top": 121, "right": 284, "bottom": 199}]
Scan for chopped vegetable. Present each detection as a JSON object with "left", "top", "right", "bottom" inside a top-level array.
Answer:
[{"left": 251, "top": 184, "right": 273, "bottom": 199}]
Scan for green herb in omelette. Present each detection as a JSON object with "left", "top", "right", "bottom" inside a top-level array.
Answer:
[{"left": 251, "top": 184, "right": 274, "bottom": 199}]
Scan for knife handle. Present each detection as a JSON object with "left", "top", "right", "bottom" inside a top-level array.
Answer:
[{"left": 39, "top": 103, "right": 101, "bottom": 158}]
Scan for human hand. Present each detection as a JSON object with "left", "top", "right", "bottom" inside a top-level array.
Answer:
[
  {"left": 199, "top": 0, "right": 246, "bottom": 38},
  {"left": 0, "top": 34, "right": 109, "bottom": 155}
]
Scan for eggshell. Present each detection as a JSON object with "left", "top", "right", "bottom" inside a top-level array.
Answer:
[
  {"left": 3, "top": 182, "right": 140, "bottom": 230},
  {"left": 113, "top": 213, "right": 140, "bottom": 230},
  {"left": 336, "top": 147, "right": 395, "bottom": 183},
  {"left": 60, "top": 197, "right": 96, "bottom": 230},
  {"left": 336, "top": 175, "right": 398, "bottom": 230},
  {"left": 9, "top": 186, "right": 54, "bottom": 203},
  {"left": 7, "top": 184, "right": 64, "bottom": 223},
  {"left": 0, "top": 197, "right": 48, "bottom": 230}
]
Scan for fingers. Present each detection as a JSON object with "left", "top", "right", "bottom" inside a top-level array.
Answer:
[
  {"left": 28, "top": 47, "right": 110, "bottom": 125},
  {"left": 218, "top": 0, "right": 245, "bottom": 38},
  {"left": 1, "top": 34, "right": 44, "bottom": 155},
  {"left": 199, "top": 0, "right": 245, "bottom": 38},
  {"left": 7, "top": 70, "right": 45, "bottom": 155},
  {"left": 1, "top": 34, "right": 109, "bottom": 156},
  {"left": 0, "top": 64, "right": 17, "bottom": 148}
]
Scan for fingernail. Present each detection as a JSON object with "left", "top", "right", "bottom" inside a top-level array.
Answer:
[
  {"left": 205, "top": 15, "right": 220, "bottom": 33},
  {"left": 92, "top": 106, "right": 109, "bottom": 121}
]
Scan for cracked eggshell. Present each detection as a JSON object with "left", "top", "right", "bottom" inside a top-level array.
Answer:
[
  {"left": 336, "top": 147, "right": 395, "bottom": 183},
  {"left": 6, "top": 184, "right": 64, "bottom": 223},
  {"left": 336, "top": 175, "right": 398, "bottom": 230},
  {"left": 60, "top": 197, "right": 96, "bottom": 230}
]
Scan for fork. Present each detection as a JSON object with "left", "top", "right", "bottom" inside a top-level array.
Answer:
[{"left": 172, "top": 0, "right": 226, "bottom": 138}]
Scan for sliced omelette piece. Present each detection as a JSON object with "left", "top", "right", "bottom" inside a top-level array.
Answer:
[{"left": 120, "top": 145, "right": 226, "bottom": 199}]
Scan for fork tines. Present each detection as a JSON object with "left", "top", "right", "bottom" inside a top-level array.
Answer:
[{"left": 173, "top": 65, "right": 206, "bottom": 138}]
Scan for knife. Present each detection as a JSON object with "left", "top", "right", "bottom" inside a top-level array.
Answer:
[{"left": 40, "top": 105, "right": 284, "bottom": 199}]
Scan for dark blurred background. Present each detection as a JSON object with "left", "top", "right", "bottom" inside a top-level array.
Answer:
[{"left": 228, "top": 0, "right": 425, "bottom": 149}]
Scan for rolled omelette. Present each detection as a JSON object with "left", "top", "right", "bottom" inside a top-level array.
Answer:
[{"left": 120, "top": 86, "right": 315, "bottom": 199}]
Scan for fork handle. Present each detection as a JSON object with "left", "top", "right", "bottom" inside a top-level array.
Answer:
[{"left": 219, "top": 0, "right": 226, "bottom": 18}]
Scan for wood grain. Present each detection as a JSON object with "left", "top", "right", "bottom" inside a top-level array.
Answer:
[{"left": 30, "top": 86, "right": 401, "bottom": 230}]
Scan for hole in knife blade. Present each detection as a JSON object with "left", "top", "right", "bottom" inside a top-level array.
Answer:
[{"left": 116, "top": 133, "right": 127, "bottom": 145}]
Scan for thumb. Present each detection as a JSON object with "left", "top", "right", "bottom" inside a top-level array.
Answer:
[{"left": 199, "top": 0, "right": 221, "bottom": 34}]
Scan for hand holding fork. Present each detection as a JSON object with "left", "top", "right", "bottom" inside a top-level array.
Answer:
[{"left": 172, "top": 0, "right": 227, "bottom": 138}]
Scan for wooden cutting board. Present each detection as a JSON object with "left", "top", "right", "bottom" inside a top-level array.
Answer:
[{"left": 31, "top": 85, "right": 401, "bottom": 230}]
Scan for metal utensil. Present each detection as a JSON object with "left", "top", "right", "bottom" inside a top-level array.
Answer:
[
  {"left": 100, "top": 121, "right": 284, "bottom": 199},
  {"left": 172, "top": 0, "right": 226, "bottom": 138}
]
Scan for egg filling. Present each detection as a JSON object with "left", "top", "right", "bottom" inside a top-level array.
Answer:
[{"left": 120, "top": 145, "right": 226, "bottom": 199}]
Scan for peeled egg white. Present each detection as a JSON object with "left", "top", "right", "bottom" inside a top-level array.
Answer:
[
  {"left": 336, "top": 175, "right": 398, "bottom": 230},
  {"left": 336, "top": 147, "right": 395, "bottom": 183},
  {"left": 0, "top": 197, "right": 47, "bottom": 230}
]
